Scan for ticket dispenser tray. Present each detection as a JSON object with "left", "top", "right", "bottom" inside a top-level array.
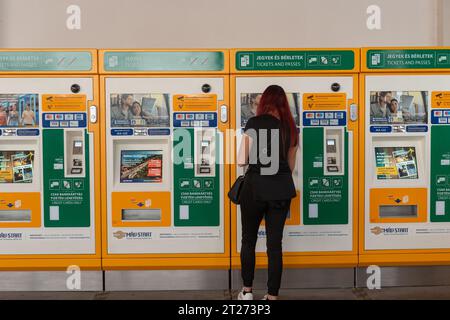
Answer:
[
  {"left": 369, "top": 188, "right": 427, "bottom": 223},
  {"left": 122, "top": 209, "right": 162, "bottom": 221},
  {"left": 379, "top": 205, "right": 418, "bottom": 218},
  {"left": 0, "top": 210, "right": 31, "bottom": 222}
]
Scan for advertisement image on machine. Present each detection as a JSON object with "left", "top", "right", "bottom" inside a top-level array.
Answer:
[
  {"left": 369, "top": 91, "right": 428, "bottom": 126},
  {"left": 120, "top": 150, "right": 163, "bottom": 183},
  {"left": 240, "top": 92, "right": 300, "bottom": 127},
  {"left": 375, "top": 147, "right": 418, "bottom": 180},
  {"left": 110, "top": 93, "right": 170, "bottom": 127},
  {"left": 0, "top": 151, "right": 34, "bottom": 183},
  {"left": 0, "top": 94, "right": 39, "bottom": 127}
]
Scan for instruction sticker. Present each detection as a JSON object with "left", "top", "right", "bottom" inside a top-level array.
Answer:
[
  {"left": 42, "top": 94, "right": 87, "bottom": 112},
  {"left": 173, "top": 94, "right": 217, "bottom": 112},
  {"left": 376, "top": 167, "right": 398, "bottom": 176},
  {"left": 303, "top": 93, "right": 346, "bottom": 110},
  {"left": 432, "top": 92, "right": 450, "bottom": 109}
]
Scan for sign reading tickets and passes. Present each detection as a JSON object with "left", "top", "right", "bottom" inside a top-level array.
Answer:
[
  {"left": 366, "top": 49, "right": 450, "bottom": 70},
  {"left": 235, "top": 50, "right": 356, "bottom": 71},
  {"left": 103, "top": 51, "right": 225, "bottom": 72},
  {"left": 0, "top": 51, "right": 93, "bottom": 71}
]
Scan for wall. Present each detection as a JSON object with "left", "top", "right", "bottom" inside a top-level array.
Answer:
[
  {"left": 444, "top": 0, "right": 450, "bottom": 45},
  {"left": 0, "top": 0, "right": 443, "bottom": 48}
]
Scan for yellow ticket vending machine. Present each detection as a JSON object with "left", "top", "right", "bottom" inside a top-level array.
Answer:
[
  {"left": 0, "top": 50, "right": 102, "bottom": 290},
  {"left": 230, "top": 49, "right": 360, "bottom": 288},
  {"left": 99, "top": 50, "right": 230, "bottom": 290},
  {"left": 359, "top": 47, "right": 450, "bottom": 286}
]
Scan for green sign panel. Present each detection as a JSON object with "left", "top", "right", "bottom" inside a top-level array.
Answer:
[
  {"left": 0, "top": 52, "right": 92, "bottom": 71},
  {"left": 235, "top": 50, "right": 355, "bottom": 71},
  {"left": 302, "top": 127, "right": 348, "bottom": 225},
  {"left": 430, "top": 126, "right": 450, "bottom": 222},
  {"left": 43, "top": 129, "right": 91, "bottom": 227},
  {"left": 367, "top": 49, "right": 450, "bottom": 69},
  {"left": 104, "top": 51, "right": 224, "bottom": 71},
  {"left": 173, "top": 128, "right": 220, "bottom": 227}
]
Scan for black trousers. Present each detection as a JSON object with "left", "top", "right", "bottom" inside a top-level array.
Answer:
[{"left": 239, "top": 180, "right": 290, "bottom": 296}]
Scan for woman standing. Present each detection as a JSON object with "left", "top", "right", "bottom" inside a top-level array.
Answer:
[
  {"left": 7, "top": 104, "right": 19, "bottom": 126},
  {"left": 0, "top": 106, "right": 7, "bottom": 127},
  {"left": 21, "top": 104, "right": 35, "bottom": 126},
  {"left": 237, "top": 85, "right": 298, "bottom": 300}
]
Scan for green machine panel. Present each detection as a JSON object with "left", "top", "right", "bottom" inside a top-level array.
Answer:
[
  {"left": 173, "top": 128, "right": 220, "bottom": 227},
  {"left": 302, "top": 127, "right": 349, "bottom": 225},
  {"left": 43, "top": 129, "right": 91, "bottom": 227},
  {"left": 431, "top": 125, "right": 450, "bottom": 222}
]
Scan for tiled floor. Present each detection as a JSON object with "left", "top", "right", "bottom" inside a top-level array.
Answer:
[{"left": 1, "top": 287, "right": 450, "bottom": 300}]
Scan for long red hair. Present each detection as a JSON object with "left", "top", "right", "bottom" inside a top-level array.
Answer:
[{"left": 256, "top": 85, "right": 298, "bottom": 153}]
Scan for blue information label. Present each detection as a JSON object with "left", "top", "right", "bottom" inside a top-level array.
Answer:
[
  {"left": 302, "top": 111, "right": 346, "bottom": 126},
  {"left": 406, "top": 125, "right": 428, "bottom": 132},
  {"left": 173, "top": 112, "right": 217, "bottom": 127},
  {"left": 43, "top": 113, "right": 86, "bottom": 128},
  {"left": 148, "top": 128, "right": 171, "bottom": 135},
  {"left": 370, "top": 126, "right": 392, "bottom": 133},
  {"left": 111, "top": 129, "right": 134, "bottom": 136},
  {"left": 17, "top": 129, "right": 40, "bottom": 136},
  {"left": 431, "top": 109, "right": 450, "bottom": 124}
]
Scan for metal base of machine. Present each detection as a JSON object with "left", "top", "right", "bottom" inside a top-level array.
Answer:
[
  {"left": 356, "top": 266, "right": 450, "bottom": 288},
  {"left": 231, "top": 268, "right": 355, "bottom": 290},
  {"left": 0, "top": 271, "right": 103, "bottom": 291},
  {"left": 4, "top": 267, "right": 449, "bottom": 291},
  {"left": 105, "top": 270, "right": 229, "bottom": 291}
]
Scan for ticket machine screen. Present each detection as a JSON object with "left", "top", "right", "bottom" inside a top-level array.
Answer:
[
  {"left": 369, "top": 91, "right": 428, "bottom": 126},
  {"left": 0, "top": 94, "right": 39, "bottom": 128},
  {"left": 120, "top": 150, "right": 163, "bottom": 183},
  {"left": 375, "top": 146, "right": 418, "bottom": 180},
  {"left": 240, "top": 92, "right": 300, "bottom": 127},
  {"left": 0, "top": 151, "right": 34, "bottom": 183},
  {"left": 110, "top": 93, "right": 170, "bottom": 127}
]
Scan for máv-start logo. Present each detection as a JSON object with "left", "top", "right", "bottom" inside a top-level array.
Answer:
[
  {"left": 113, "top": 230, "right": 152, "bottom": 240},
  {"left": 371, "top": 226, "right": 408, "bottom": 236}
]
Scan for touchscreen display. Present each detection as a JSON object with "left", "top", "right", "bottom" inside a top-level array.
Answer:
[
  {"left": 0, "top": 151, "right": 34, "bottom": 183},
  {"left": 375, "top": 147, "right": 418, "bottom": 180},
  {"left": 120, "top": 150, "right": 163, "bottom": 183}
]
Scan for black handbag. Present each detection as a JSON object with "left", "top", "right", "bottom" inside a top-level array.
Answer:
[{"left": 228, "top": 168, "right": 248, "bottom": 204}]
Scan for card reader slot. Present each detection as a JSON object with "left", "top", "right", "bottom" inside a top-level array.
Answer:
[
  {"left": 122, "top": 209, "right": 161, "bottom": 221},
  {"left": 0, "top": 210, "right": 31, "bottom": 222},
  {"left": 379, "top": 205, "right": 417, "bottom": 218}
]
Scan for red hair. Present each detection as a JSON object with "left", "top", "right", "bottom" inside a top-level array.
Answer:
[{"left": 256, "top": 85, "right": 298, "bottom": 153}]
